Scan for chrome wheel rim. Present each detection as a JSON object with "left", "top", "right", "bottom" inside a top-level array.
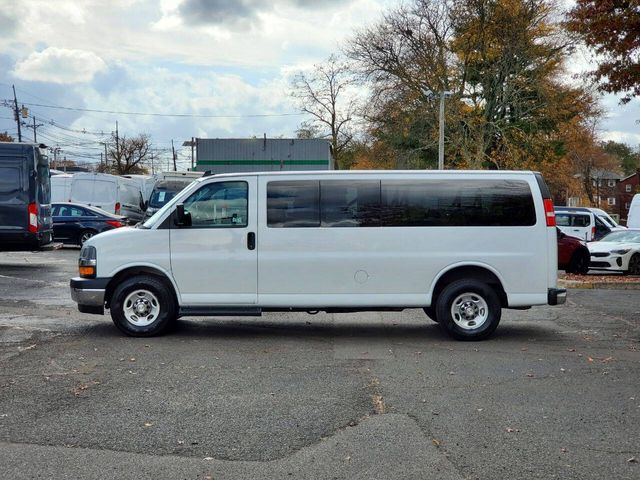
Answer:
[
  {"left": 80, "top": 231, "right": 94, "bottom": 244},
  {"left": 123, "top": 289, "right": 160, "bottom": 326},
  {"left": 450, "top": 292, "right": 489, "bottom": 330}
]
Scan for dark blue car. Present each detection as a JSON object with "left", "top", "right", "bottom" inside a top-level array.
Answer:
[{"left": 52, "top": 203, "right": 127, "bottom": 246}]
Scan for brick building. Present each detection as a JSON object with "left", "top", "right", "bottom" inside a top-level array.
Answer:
[{"left": 616, "top": 171, "right": 640, "bottom": 224}]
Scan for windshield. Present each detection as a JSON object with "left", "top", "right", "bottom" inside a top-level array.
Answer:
[
  {"left": 149, "top": 189, "right": 178, "bottom": 209},
  {"left": 598, "top": 215, "right": 614, "bottom": 228},
  {"left": 142, "top": 179, "right": 202, "bottom": 228},
  {"left": 600, "top": 230, "right": 640, "bottom": 243}
]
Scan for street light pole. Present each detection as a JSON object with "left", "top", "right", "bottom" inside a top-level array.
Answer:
[
  {"left": 438, "top": 91, "right": 446, "bottom": 170},
  {"left": 423, "top": 88, "right": 451, "bottom": 170}
]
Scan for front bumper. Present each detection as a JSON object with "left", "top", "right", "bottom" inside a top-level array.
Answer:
[
  {"left": 70, "top": 277, "right": 109, "bottom": 315},
  {"left": 548, "top": 288, "right": 567, "bottom": 306},
  {"left": 589, "top": 253, "right": 627, "bottom": 272}
]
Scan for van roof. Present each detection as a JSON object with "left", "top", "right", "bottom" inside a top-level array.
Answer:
[{"left": 193, "top": 169, "right": 537, "bottom": 182}]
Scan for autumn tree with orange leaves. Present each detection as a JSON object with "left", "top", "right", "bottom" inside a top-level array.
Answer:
[{"left": 566, "top": 0, "right": 640, "bottom": 104}]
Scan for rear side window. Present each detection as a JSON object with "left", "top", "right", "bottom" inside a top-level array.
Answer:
[
  {"left": 381, "top": 180, "right": 536, "bottom": 227},
  {"left": 0, "top": 166, "right": 21, "bottom": 194}
]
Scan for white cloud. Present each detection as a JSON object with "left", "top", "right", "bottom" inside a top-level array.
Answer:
[{"left": 12, "top": 47, "right": 107, "bottom": 84}]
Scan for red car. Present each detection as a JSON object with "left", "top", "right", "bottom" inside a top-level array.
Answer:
[{"left": 557, "top": 228, "right": 590, "bottom": 274}]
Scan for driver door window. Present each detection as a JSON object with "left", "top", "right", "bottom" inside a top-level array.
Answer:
[{"left": 182, "top": 181, "right": 248, "bottom": 228}]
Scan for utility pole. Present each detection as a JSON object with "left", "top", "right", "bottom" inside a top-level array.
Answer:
[
  {"left": 12, "top": 85, "right": 22, "bottom": 142},
  {"left": 191, "top": 137, "right": 195, "bottom": 171},
  {"left": 24, "top": 116, "right": 43, "bottom": 142},
  {"left": 171, "top": 139, "right": 177, "bottom": 171},
  {"left": 100, "top": 142, "right": 109, "bottom": 173},
  {"left": 51, "top": 147, "right": 61, "bottom": 169},
  {"left": 115, "top": 121, "right": 119, "bottom": 162},
  {"left": 150, "top": 151, "right": 155, "bottom": 175}
]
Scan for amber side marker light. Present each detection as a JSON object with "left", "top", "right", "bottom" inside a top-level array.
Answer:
[
  {"left": 78, "top": 246, "right": 97, "bottom": 278},
  {"left": 79, "top": 265, "right": 96, "bottom": 278}
]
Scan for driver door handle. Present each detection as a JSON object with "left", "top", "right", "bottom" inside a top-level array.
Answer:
[{"left": 247, "top": 232, "right": 256, "bottom": 250}]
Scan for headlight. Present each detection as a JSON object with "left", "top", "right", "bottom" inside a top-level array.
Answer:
[
  {"left": 79, "top": 245, "right": 97, "bottom": 278},
  {"left": 612, "top": 248, "right": 631, "bottom": 255}
]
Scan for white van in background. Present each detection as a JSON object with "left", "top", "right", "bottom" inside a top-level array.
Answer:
[
  {"left": 554, "top": 208, "right": 614, "bottom": 241},
  {"left": 51, "top": 174, "right": 74, "bottom": 203},
  {"left": 70, "top": 170, "right": 565, "bottom": 341},
  {"left": 122, "top": 174, "right": 157, "bottom": 203},
  {"left": 628, "top": 194, "right": 640, "bottom": 228},
  {"left": 70, "top": 173, "right": 146, "bottom": 223}
]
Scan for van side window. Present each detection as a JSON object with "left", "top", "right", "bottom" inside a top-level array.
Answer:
[
  {"left": 183, "top": 181, "right": 248, "bottom": 228},
  {"left": 320, "top": 181, "right": 380, "bottom": 227},
  {"left": 267, "top": 181, "right": 320, "bottom": 227},
  {"left": 267, "top": 179, "right": 535, "bottom": 228},
  {"left": 572, "top": 215, "right": 589, "bottom": 227}
]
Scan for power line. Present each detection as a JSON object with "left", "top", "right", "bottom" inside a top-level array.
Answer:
[{"left": 16, "top": 101, "right": 303, "bottom": 118}]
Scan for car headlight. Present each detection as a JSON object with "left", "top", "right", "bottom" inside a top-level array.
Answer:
[
  {"left": 611, "top": 248, "right": 631, "bottom": 255},
  {"left": 79, "top": 245, "right": 97, "bottom": 278}
]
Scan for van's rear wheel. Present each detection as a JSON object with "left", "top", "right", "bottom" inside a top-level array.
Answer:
[
  {"left": 422, "top": 306, "right": 438, "bottom": 322},
  {"left": 110, "top": 275, "right": 177, "bottom": 337},
  {"left": 436, "top": 279, "right": 501, "bottom": 341}
]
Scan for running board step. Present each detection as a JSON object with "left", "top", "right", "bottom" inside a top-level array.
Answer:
[{"left": 179, "top": 307, "right": 262, "bottom": 317}]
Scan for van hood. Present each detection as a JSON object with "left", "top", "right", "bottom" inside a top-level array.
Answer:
[{"left": 83, "top": 226, "right": 137, "bottom": 248}]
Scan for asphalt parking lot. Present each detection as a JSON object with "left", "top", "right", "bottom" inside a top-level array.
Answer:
[{"left": 0, "top": 249, "right": 638, "bottom": 480}]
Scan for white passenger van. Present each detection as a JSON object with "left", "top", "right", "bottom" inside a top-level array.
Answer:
[
  {"left": 70, "top": 173, "right": 146, "bottom": 223},
  {"left": 70, "top": 170, "right": 565, "bottom": 340}
]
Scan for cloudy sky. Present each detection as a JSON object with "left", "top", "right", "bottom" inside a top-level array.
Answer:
[{"left": 0, "top": 0, "right": 638, "bottom": 170}]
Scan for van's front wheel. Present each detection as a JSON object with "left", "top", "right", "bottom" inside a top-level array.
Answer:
[
  {"left": 436, "top": 279, "right": 501, "bottom": 341},
  {"left": 110, "top": 275, "right": 177, "bottom": 337}
]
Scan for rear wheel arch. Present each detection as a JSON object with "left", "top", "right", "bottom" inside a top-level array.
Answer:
[
  {"left": 105, "top": 266, "right": 178, "bottom": 308},
  {"left": 430, "top": 265, "right": 508, "bottom": 308}
]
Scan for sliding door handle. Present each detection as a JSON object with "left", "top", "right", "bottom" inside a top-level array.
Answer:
[{"left": 247, "top": 232, "right": 256, "bottom": 250}]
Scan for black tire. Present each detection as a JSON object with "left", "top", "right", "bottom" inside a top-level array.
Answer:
[
  {"left": 110, "top": 275, "right": 177, "bottom": 337},
  {"left": 436, "top": 279, "right": 502, "bottom": 341},
  {"left": 78, "top": 229, "right": 96, "bottom": 246},
  {"left": 627, "top": 253, "right": 640, "bottom": 276},
  {"left": 566, "top": 249, "right": 589, "bottom": 275},
  {"left": 423, "top": 306, "right": 438, "bottom": 322}
]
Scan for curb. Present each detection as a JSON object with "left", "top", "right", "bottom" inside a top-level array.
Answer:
[{"left": 558, "top": 279, "right": 640, "bottom": 290}]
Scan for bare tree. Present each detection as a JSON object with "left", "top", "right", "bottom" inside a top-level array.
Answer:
[
  {"left": 290, "top": 54, "right": 358, "bottom": 169},
  {"left": 107, "top": 133, "right": 151, "bottom": 175}
]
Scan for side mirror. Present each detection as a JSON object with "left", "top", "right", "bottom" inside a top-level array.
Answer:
[{"left": 175, "top": 203, "right": 191, "bottom": 227}]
